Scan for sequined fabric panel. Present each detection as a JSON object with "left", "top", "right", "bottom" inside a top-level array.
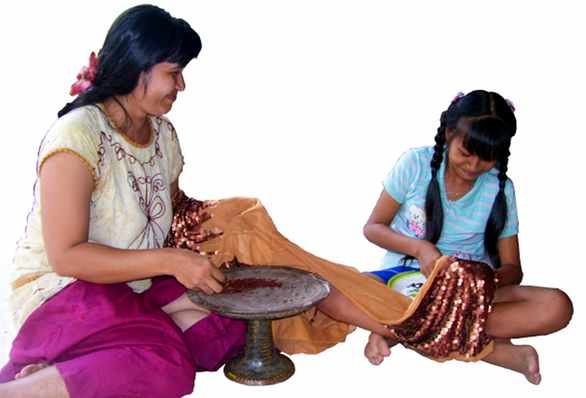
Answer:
[
  {"left": 165, "top": 190, "right": 208, "bottom": 250},
  {"left": 389, "top": 258, "right": 496, "bottom": 359}
]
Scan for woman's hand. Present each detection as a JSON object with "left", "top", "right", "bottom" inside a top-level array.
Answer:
[
  {"left": 171, "top": 249, "right": 225, "bottom": 294},
  {"left": 416, "top": 241, "right": 442, "bottom": 277}
]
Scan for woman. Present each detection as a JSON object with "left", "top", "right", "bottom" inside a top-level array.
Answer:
[
  {"left": 0, "top": 5, "right": 246, "bottom": 397},
  {"left": 1, "top": 5, "right": 402, "bottom": 397}
]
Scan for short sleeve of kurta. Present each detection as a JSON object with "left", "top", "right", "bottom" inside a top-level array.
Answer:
[
  {"left": 37, "top": 108, "right": 101, "bottom": 181},
  {"left": 163, "top": 118, "right": 184, "bottom": 183}
]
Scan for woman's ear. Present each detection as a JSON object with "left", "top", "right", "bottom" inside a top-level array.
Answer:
[{"left": 132, "top": 70, "right": 151, "bottom": 98}]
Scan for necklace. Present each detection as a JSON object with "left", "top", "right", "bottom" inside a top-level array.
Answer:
[
  {"left": 446, "top": 189, "right": 468, "bottom": 196},
  {"left": 444, "top": 170, "right": 473, "bottom": 199},
  {"left": 445, "top": 185, "right": 471, "bottom": 200},
  {"left": 446, "top": 192, "right": 467, "bottom": 202}
]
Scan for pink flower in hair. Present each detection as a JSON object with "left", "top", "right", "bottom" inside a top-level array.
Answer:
[{"left": 69, "top": 52, "right": 99, "bottom": 96}]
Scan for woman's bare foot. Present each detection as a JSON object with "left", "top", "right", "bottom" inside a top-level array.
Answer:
[
  {"left": 14, "top": 363, "right": 49, "bottom": 380},
  {"left": 364, "top": 332, "right": 396, "bottom": 365},
  {"left": 0, "top": 365, "right": 69, "bottom": 398},
  {"left": 484, "top": 342, "right": 541, "bottom": 385}
]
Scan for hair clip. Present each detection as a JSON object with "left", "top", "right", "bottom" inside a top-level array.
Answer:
[
  {"left": 451, "top": 91, "right": 465, "bottom": 104},
  {"left": 505, "top": 98, "right": 516, "bottom": 112}
]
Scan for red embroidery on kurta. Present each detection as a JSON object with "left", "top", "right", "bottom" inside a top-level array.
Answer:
[{"left": 97, "top": 118, "right": 170, "bottom": 249}]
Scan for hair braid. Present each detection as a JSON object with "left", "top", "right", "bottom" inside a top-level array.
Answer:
[
  {"left": 484, "top": 145, "right": 510, "bottom": 267},
  {"left": 424, "top": 112, "right": 448, "bottom": 243}
]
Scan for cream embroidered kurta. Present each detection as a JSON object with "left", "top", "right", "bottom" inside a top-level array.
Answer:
[{"left": 9, "top": 104, "right": 184, "bottom": 329}]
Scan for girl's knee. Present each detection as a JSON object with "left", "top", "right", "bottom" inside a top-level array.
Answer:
[{"left": 547, "top": 288, "right": 573, "bottom": 330}]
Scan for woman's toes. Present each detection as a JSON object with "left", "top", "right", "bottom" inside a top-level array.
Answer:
[{"left": 14, "top": 363, "right": 49, "bottom": 380}]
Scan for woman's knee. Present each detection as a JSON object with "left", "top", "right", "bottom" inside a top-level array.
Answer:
[{"left": 0, "top": 362, "right": 20, "bottom": 383}]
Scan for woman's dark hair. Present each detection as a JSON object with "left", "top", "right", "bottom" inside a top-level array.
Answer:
[
  {"left": 58, "top": 4, "right": 201, "bottom": 118},
  {"left": 425, "top": 90, "right": 517, "bottom": 268}
]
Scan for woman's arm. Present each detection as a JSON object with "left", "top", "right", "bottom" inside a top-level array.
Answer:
[
  {"left": 170, "top": 178, "right": 180, "bottom": 208},
  {"left": 496, "top": 235, "right": 523, "bottom": 286},
  {"left": 40, "top": 152, "right": 224, "bottom": 293},
  {"left": 363, "top": 190, "right": 440, "bottom": 276}
]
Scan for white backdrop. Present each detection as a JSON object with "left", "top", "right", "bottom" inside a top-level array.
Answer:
[{"left": 0, "top": 1, "right": 583, "bottom": 397}]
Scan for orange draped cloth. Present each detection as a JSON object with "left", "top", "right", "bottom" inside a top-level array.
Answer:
[{"left": 166, "top": 195, "right": 496, "bottom": 362}]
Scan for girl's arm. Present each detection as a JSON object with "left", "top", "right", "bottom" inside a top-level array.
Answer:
[
  {"left": 40, "top": 152, "right": 224, "bottom": 294},
  {"left": 496, "top": 235, "right": 523, "bottom": 286},
  {"left": 363, "top": 190, "right": 440, "bottom": 276}
]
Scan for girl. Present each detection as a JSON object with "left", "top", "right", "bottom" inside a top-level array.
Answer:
[
  {"left": 362, "top": 90, "right": 573, "bottom": 384},
  {"left": 0, "top": 5, "right": 246, "bottom": 397}
]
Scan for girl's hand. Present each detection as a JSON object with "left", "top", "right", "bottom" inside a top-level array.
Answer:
[
  {"left": 416, "top": 241, "right": 442, "bottom": 277},
  {"left": 171, "top": 249, "right": 225, "bottom": 294}
]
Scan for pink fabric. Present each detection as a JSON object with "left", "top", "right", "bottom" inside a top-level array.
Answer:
[
  {"left": 143, "top": 275, "right": 188, "bottom": 308},
  {"left": 145, "top": 276, "right": 247, "bottom": 370},
  {"left": 0, "top": 277, "right": 246, "bottom": 397},
  {"left": 185, "top": 314, "right": 247, "bottom": 371},
  {"left": 145, "top": 276, "right": 247, "bottom": 371}
]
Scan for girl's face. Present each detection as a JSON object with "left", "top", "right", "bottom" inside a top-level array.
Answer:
[
  {"left": 446, "top": 131, "right": 496, "bottom": 182},
  {"left": 132, "top": 62, "right": 186, "bottom": 116}
]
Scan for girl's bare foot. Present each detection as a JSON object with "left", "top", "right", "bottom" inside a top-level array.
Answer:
[
  {"left": 520, "top": 345, "right": 541, "bottom": 385},
  {"left": 484, "top": 342, "right": 541, "bottom": 385},
  {"left": 364, "top": 332, "right": 394, "bottom": 365},
  {"left": 14, "top": 363, "right": 50, "bottom": 380}
]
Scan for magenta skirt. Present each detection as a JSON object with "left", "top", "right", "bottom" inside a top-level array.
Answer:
[{"left": 0, "top": 277, "right": 246, "bottom": 398}]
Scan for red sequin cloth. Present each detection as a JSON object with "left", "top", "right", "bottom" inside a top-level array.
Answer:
[{"left": 389, "top": 258, "right": 496, "bottom": 360}]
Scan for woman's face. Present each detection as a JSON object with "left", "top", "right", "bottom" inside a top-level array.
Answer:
[
  {"left": 133, "top": 62, "right": 186, "bottom": 116},
  {"left": 446, "top": 131, "right": 496, "bottom": 182}
]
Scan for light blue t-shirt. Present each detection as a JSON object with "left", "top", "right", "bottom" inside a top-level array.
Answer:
[{"left": 380, "top": 146, "right": 519, "bottom": 269}]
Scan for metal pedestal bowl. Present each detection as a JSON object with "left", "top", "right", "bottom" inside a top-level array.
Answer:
[{"left": 187, "top": 266, "right": 330, "bottom": 385}]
